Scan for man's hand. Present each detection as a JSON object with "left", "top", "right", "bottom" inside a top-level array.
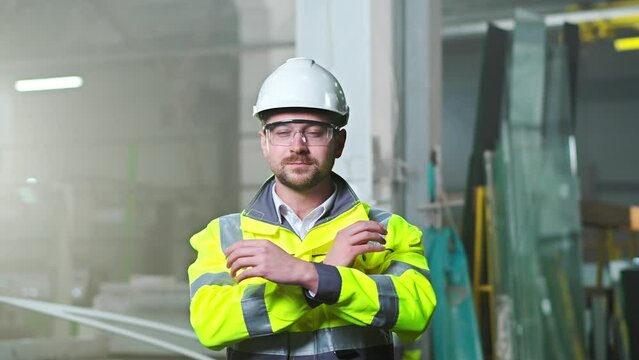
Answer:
[
  {"left": 323, "top": 221, "right": 387, "bottom": 267},
  {"left": 225, "top": 239, "right": 318, "bottom": 293}
]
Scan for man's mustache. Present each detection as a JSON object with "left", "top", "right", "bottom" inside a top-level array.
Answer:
[{"left": 283, "top": 156, "right": 316, "bottom": 165}]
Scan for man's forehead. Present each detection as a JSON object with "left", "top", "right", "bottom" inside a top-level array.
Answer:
[{"left": 264, "top": 111, "right": 331, "bottom": 125}]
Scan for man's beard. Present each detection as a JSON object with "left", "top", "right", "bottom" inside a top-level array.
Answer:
[{"left": 272, "top": 155, "right": 333, "bottom": 192}]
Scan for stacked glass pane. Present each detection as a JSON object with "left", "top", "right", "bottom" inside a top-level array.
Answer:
[{"left": 485, "top": 10, "right": 586, "bottom": 360}]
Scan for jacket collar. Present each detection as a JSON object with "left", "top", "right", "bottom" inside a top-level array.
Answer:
[{"left": 242, "top": 172, "right": 360, "bottom": 229}]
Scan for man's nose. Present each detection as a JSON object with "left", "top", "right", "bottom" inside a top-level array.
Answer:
[{"left": 289, "top": 131, "right": 309, "bottom": 151}]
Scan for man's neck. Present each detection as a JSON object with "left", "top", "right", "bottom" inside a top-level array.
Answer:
[{"left": 274, "top": 178, "right": 334, "bottom": 220}]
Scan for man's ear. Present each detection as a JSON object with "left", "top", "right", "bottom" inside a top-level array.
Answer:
[
  {"left": 334, "top": 129, "right": 346, "bottom": 158},
  {"left": 259, "top": 131, "right": 269, "bottom": 156}
]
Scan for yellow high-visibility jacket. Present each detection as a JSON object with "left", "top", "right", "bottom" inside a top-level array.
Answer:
[{"left": 188, "top": 173, "right": 436, "bottom": 359}]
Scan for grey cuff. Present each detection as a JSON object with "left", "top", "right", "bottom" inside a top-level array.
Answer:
[{"left": 303, "top": 262, "right": 341, "bottom": 308}]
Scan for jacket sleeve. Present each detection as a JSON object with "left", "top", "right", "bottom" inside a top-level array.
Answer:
[
  {"left": 313, "top": 214, "right": 436, "bottom": 342},
  {"left": 188, "top": 218, "right": 313, "bottom": 350}
]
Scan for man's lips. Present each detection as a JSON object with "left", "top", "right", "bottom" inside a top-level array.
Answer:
[
  {"left": 284, "top": 159, "right": 314, "bottom": 165},
  {"left": 286, "top": 163, "right": 313, "bottom": 168}
]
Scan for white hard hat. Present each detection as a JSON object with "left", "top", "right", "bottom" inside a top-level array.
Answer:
[{"left": 253, "top": 57, "right": 349, "bottom": 127}]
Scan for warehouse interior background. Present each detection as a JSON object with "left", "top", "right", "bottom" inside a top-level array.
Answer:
[{"left": 0, "top": 0, "right": 638, "bottom": 359}]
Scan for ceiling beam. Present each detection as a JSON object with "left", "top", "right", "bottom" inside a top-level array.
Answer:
[{"left": 444, "top": 5, "right": 639, "bottom": 38}]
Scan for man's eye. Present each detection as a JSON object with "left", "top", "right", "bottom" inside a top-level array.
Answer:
[
  {"left": 274, "top": 129, "right": 292, "bottom": 137},
  {"left": 305, "top": 126, "right": 326, "bottom": 136},
  {"left": 305, "top": 131, "right": 324, "bottom": 138}
]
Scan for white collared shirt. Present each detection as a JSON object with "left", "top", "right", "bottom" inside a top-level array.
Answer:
[{"left": 271, "top": 182, "right": 337, "bottom": 240}]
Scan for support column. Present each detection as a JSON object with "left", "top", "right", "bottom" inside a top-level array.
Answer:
[
  {"left": 296, "top": 0, "right": 441, "bottom": 223},
  {"left": 0, "top": 75, "right": 12, "bottom": 181},
  {"left": 393, "top": 0, "right": 442, "bottom": 227},
  {"left": 295, "top": 0, "right": 374, "bottom": 202}
]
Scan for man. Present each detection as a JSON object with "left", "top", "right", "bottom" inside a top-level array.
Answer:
[{"left": 188, "top": 57, "right": 436, "bottom": 359}]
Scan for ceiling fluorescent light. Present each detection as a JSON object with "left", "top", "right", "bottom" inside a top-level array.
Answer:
[
  {"left": 614, "top": 36, "right": 639, "bottom": 51},
  {"left": 14, "top": 76, "right": 83, "bottom": 92}
]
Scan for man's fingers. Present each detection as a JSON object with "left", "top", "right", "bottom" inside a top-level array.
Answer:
[
  {"left": 229, "top": 257, "right": 257, "bottom": 278},
  {"left": 341, "top": 221, "right": 387, "bottom": 238},
  {"left": 364, "top": 231, "right": 387, "bottom": 244},
  {"left": 354, "top": 243, "right": 387, "bottom": 255},
  {"left": 346, "top": 231, "right": 387, "bottom": 246},
  {"left": 355, "top": 231, "right": 386, "bottom": 245},
  {"left": 226, "top": 247, "right": 260, "bottom": 269},
  {"left": 368, "top": 221, "right": 388, "bottom": 235},
  {"left": 224, "top": 241, "right": 255, "bottom": 256},
  {"left": 224, "top": 239, "right": 268, "bottom": 256},
  {"left": 235, "top": 267, "right": 260, "bottom": 283},
  {"left": 340, "top": 221, "right": 380, "bottom": 235}
]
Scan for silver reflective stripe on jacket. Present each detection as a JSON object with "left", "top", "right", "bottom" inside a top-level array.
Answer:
[
  {"left": 370, "top": 275, "right": 399, "bottom": 329},
  {"left": 241, "top": 284, "right": 273, "bottom": 337},
  {"left": 190, "top": 272, "right": 234, "bottom": 298},
  {"left": 218, "top": 214, "right": 273, "bottom": 336},
  {"left": 384, "top": 260, "right": 432, "bottom": 282},
  {"left": 219, "top": 213, "right": 242, "bottom": 251},
  {"left": 231, "top": 325, "right": 392, "bottom": 356},
  {"left": 368, "top": 208, "right": 392, "bottom": 228},
  {"left": 370, "top": 208, "right": 431, "bottom": 281}
]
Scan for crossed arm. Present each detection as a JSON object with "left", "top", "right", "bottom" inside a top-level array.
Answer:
[
  {"left": 224, "top": 220, "right": 388, "bottom": 292},
  {"left": 189, "top": 218, "right": 435, "bottom": 349}
]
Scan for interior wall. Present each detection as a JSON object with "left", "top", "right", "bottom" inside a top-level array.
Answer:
[
  {"left": 576, "top": 40, "right": 639, "bottom": 206},
  {"left": 236, "top": 0, "right": 295, "bottom": 206},
  {"left": 0, "top": 0, "right": 295, "bottom": 311}
]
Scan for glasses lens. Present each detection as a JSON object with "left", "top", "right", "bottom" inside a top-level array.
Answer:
[
  {"left": 269, "top": 125, "right": 294, "bottom": 145},
  {"left": 266, "top": 121, "right": 334, "bottom": 146},
  {"left": 302, "top": 124, "right": 331, "bottom": 145}
]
